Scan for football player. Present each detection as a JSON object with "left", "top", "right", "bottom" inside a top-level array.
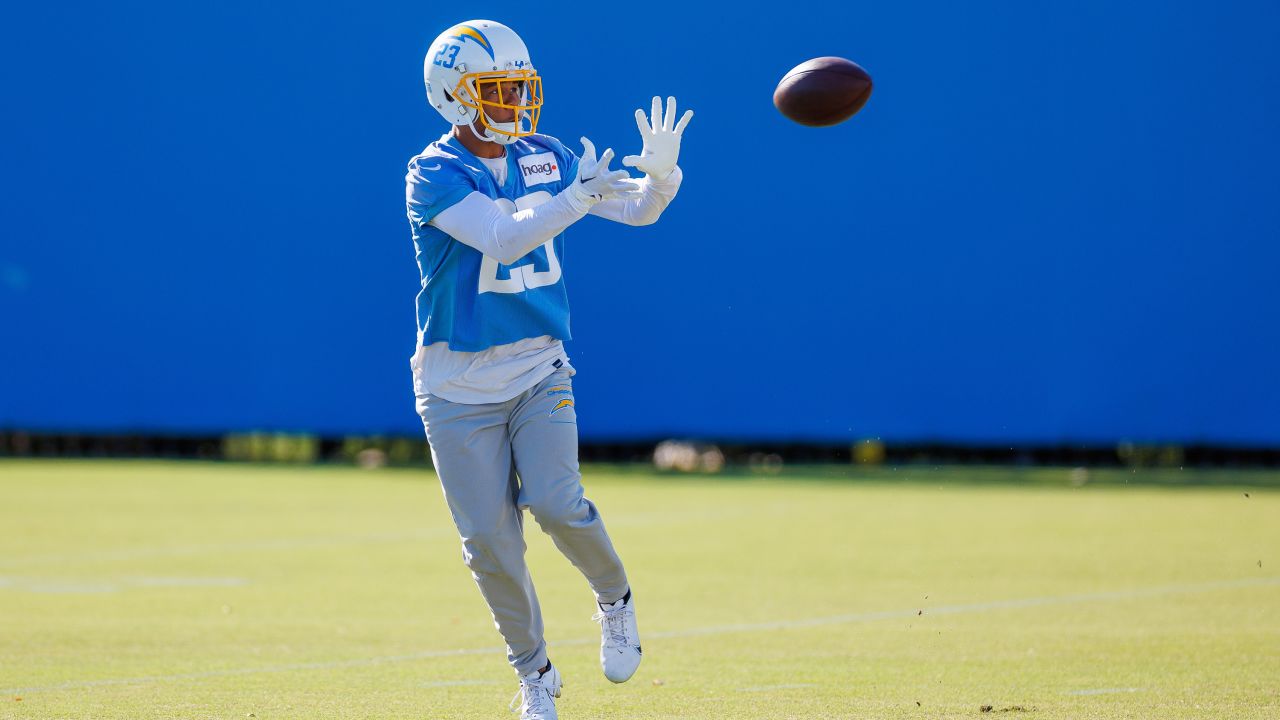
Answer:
[{"left": 405, "top": 19, "right": 691, "bottom": 720}]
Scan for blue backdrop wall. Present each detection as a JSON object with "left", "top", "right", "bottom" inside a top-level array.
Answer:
[{"left": 3, "top": 1, "right": 1278, "bottom": 444}]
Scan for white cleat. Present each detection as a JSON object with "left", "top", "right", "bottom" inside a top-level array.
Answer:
[
  {"left": 509, "top": 663, "right": 562, "bottom": 720},
  {"left": 593, "top": 593, "right": 642, "bottom": 683}
]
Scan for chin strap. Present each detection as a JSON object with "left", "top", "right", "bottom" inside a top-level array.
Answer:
[{"left": 477, "top": 110, "right": 529, "bottom": 145}]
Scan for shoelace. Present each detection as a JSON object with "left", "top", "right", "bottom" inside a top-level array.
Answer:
[
  {"left": 509, "top": 675, "right": 552, "bottom": 717},
  {"left": 592, "top": 603, "right": 634, "bottom": 647}
]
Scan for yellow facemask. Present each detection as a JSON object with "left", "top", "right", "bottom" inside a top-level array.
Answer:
[{"left": 452, "top": 69, "right": 543, "bottom": 139}]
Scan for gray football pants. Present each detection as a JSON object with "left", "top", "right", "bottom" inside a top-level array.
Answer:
[{"left": 415, "top": 368, "right": 629, "bottom": 676}]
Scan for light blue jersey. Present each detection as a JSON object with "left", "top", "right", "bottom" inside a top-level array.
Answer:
[{"left": 405, "top": 133, "right": 580, "bottom": 352}]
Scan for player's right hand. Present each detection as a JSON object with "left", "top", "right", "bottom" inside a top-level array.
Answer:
[{"left": 566, "top": 137, "right": 642, "bottom": 207}]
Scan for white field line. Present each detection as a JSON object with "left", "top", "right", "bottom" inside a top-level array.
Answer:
[
  {"left": 641, "top": 576, "right": 1280, "bottom": 639},
  {"left": 0, "top": 576, "right": 249, "bottom": 594},
  {"left": 0, "top": 509, "right": 737, "bottom": 570},
  {"left": 740, "top": 683, "right": 819, "bottom": 692},
  {"left": 0, "top": 530, "right": 452, "bottom": 568},
  {"left": 1066, "top": 687, "right": 1143, "bottom": 696},
  {"left": 5, "top": 648, "right": 500, "bottom": 694},
  {"left": 5, "top": 575, "right": 1277, "bottom": 695}
]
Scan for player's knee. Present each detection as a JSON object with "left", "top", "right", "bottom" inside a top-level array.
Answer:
[
  {"left": 527, "top": 494, "right": 595, "bottom": 530},
  {"left": 460, "top": 529, "right": 524, "bottom": 570}
]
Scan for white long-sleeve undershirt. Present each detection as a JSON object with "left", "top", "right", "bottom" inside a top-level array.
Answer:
[
  {"left": 588, "top": 165, "right": 683, "bottom": 227},
  {"left": 428, "top": 166, "right": 683, "bottom": 264}
]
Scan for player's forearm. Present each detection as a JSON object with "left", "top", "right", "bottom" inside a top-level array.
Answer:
[
  {"left": 588, "top": 166, "right": 682, "bottom": 226},
  {"left": 431, "top": 191, "right": 590, "bottom": 265}
]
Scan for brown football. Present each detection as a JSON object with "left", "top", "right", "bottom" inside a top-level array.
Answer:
[{"left": 773, "top": 57, "right": 873, "bottom": 127}]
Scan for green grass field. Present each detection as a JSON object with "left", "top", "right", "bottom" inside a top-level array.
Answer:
[{"left": 1, "top": 460, "right": 1277, "bottom": 719}]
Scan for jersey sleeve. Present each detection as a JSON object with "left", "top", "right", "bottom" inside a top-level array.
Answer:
[{"left": 405, "top": 155, "right": 477, "bottom": 227}]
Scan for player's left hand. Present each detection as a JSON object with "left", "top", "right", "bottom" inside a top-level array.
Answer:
[{"left": 622, "top": 96, "right": 692, "bottom": 181}]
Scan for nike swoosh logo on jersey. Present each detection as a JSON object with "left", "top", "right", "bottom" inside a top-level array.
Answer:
[{"left": 420, "top": 163, "right": 442, "bottom": 171}]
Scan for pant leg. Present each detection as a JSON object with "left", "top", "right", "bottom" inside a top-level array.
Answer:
[
  {"left": 416, "top": 392, "right": 548, "bottom": 675},
  {"left": 509, "top": 370, "right": 630, "bottom": 604}
]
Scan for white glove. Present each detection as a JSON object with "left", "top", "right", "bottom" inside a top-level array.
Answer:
[
  {"left": 622, "top": 96, "right": 693, "bottom": 181},
  {"left": 566, "top": 137, "right": 642, "bottom": 208}
]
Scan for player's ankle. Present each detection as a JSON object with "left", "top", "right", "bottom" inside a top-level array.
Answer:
[{"left": 598, "top": 587, "right": 631, "bottom": 610}]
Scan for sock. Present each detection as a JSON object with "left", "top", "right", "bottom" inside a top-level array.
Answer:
[{"left": 599, "top": 588, "right": 632, "bottom": 610}]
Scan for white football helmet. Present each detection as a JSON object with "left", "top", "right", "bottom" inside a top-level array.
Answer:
[{"left": 424, "top": 20, "right": 542, "bottom": 145}]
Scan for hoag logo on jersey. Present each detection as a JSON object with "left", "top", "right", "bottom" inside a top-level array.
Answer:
[{"left": 518, "top": 152, "right": 561, "bottom": 186}]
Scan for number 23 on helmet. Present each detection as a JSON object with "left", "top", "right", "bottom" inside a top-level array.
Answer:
[{"left": 424, "top": 20, "right": 543, "bottom": 146}]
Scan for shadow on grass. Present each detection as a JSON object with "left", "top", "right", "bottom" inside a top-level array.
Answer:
[
  {"left": 2, "top": 458, "right": 1275, "bottom": 490},
  {"left": 583, "top": 463, "right": 1280, "bottom": 489}
]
